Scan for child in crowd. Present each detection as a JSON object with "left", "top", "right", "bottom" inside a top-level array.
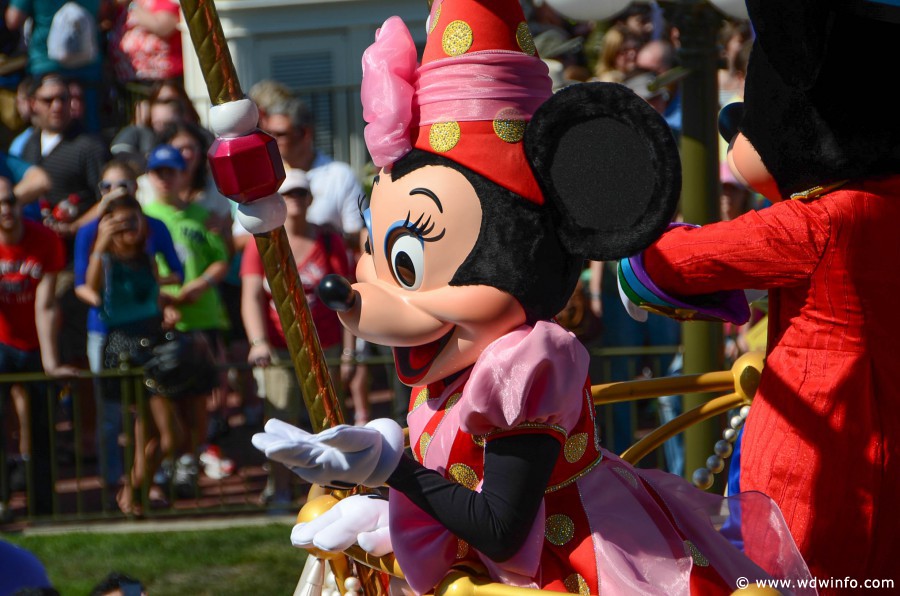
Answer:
[
  {"left": 82, "top": 191, "right": 180, "bottom": 514},
  {"left": 74, "top": 158, "right": 183, "bottom": 499}
]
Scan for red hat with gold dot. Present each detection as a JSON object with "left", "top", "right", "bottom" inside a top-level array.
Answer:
[{"left": 361, "top": 0, "right": 552, "bottom": 204}]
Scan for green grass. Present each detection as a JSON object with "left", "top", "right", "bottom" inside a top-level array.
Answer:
[{"left": 4, "top": 522, "right": 307, "bottom": 595}]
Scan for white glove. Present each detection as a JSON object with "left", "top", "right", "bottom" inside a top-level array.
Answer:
[
  {"left": 617, "top": 264, "right": 648, "bottom": 322},
  {"left": 291, "top": 494, "right": 393, "bottom": 556},
  {"left": 251, "top": 418, "right": 404, "bottom": 489}
]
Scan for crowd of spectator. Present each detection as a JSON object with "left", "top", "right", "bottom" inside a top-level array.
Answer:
[
  {"left": 0, "top": 0, "right": 758, "bottom": 518},
  {"left": 0, "top": 0, "right": 373, "bottom": 514}
]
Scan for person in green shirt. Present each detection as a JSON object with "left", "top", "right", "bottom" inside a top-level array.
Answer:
[
  {"left": 142, "top": 144, "right": 231, "bottom": 490},
  {"left": 142, "top": 145, "right": 228, "bottom": 331}
]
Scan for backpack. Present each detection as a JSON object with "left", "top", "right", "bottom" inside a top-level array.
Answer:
[{"left": 46, "top": 1, "right": 98, "bottom": 68}]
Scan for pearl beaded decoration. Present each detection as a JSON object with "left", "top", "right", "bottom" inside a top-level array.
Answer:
[{"left": 690, "top": 403, "right": 751, "bottom": 489}]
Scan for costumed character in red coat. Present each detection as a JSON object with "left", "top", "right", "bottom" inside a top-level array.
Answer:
[
  {"left": 617, "top": 1, "right": 900, "bottom": 589},
  {"left": 253, "top": 1, "right": 812, "bottom": 593}
]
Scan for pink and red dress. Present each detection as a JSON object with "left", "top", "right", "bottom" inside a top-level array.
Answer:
[{"left": 389, "top": 322, "right": 812, "bottom": 595}]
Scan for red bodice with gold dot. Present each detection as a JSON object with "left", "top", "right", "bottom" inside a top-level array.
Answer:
[
  {"left": 409, "top": 373, "right": 602, "bottom": 490},
  {"left": 403, "top": 367, "right": 732, "bottom": 595},
  {"left": 406, "top": 370, "right": 605, "bottom": 594}
]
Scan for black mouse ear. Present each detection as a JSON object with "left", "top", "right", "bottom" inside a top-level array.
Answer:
[{"left": 525, "top": 82, "right": 681, "bottom": 261}]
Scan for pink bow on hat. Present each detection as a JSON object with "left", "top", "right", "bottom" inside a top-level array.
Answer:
[
  {"left": 361, "top": 17, "right": 418, "bottom": 168},
  {"left": 361, "top": 16, "right": 552, "bottom": 171}
]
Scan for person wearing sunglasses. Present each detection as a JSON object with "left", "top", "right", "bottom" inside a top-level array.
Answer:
[
  {"left": 17, "top": 74, "right": 109, "bottom": 239},
  {"left": 74, "top": 158, "right": 184, "bottom": 494},
  {"left": 98, "top": 179, "right": 136, "bottom": 196},
  {"left": 0, "top": 175, "right": 75, "bottom": 517}
]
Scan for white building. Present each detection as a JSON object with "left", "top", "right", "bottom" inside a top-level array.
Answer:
[{"left": 183, "top": 0, "right": 427, "bottom": 175}]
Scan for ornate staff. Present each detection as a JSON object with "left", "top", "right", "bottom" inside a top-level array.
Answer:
[
  {"left": 177, "top": 3, "right": 393, "bottom": 593},
  {"left": 178, "top": 0, "right": 345, "bottom": 433}
]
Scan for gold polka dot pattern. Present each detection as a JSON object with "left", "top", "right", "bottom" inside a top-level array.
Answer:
[
  {"left": 428, "top": 3, "right": 441, "bottom": 35},
  {"left": 445, "top": 392, "right": 463, "bottom": 410},
  {"left": 419, "top": 432, "right": 432, "bottom": 461},
  {"left": 412, "top": 387, "right": 430, "bottom": 410},
  {"left": 492, "top": 119, "right": 527, "bottom": 143},
  {"left": 564, "top": 573, "right": 590, "bottom": 595},
  {"left": 613, "top": 466, "right": 639, "bottom": 489},
  {"left": 684, "top": 540, "right": 710, "bottom": 567},
  {"left": 516, "top": 22, "right": 535, "bottom": 55},
  {"left": 456, "top": 539, "right": 469, "bottom": 559},
  {"left": 563, "top": 433, "right": 588, "bottom": 463},
  {"left": 442, "top": 20, "right": 473, "bottom": 56},
  {"left": 429, "top": 122, "right": 461, "bottom": 152},
  {"left": 448, "top": 463, "right": 479, "bottom": 490},
  {"left": 545, "top": 514, "right": 575, "bottom": 546}
]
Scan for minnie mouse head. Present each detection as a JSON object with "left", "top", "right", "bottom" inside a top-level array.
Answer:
[{"left": 319, "top": 0, "right": 681, "bottom": 386}]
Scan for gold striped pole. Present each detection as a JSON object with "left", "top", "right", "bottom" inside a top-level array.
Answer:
[
  {"left": 179, "top": 0, "right": 345, "bottom": 433},
  {"left": 177, "top": 1, "right": 382, "bottom": 592}
]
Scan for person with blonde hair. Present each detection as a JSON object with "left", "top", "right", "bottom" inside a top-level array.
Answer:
[
  {"left": 593, "top": 26, "right": 641, "bottom": 83},
  {"left": 248, "top": 78, "right": 293, "bottom": 130}
]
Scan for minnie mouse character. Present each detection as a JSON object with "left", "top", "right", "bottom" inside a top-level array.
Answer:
[
  {"left": 617, "top": 1, "right": 900, "bottom": 589},
  {"left": 253, "top": 1, "right": 811, "bottom": 593}
]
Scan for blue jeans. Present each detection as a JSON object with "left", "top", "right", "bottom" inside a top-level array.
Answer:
[
  {"left": 0, "top": 342, "right": 42, "bottom": 390},
  {"left": 657, "top": 354, "right": 684, "bottom": 477},
  {"left": 597, "top": 289, "right": 681, "bottom": 454},
  {"left": 88, "top": 331, "right": 123, "bottom": 486}
]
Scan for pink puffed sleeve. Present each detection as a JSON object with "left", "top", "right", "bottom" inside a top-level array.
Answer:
[{"left": 458, "top": 321, "right": 589, "bottom": 441}]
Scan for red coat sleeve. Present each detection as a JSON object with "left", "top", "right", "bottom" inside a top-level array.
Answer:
[{"left": 643, "top": 198, "right": 832, "bottom": 295}]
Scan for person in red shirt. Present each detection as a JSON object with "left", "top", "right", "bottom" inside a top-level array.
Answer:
[
  {"left": 110, "top": 0, "right": 183, "bottom": 84},
  {"left": 240, "top": 169, "right": 354, "bottom": 506},
  {"left": 0, "top": 174, "right": 74, "bottom": 516}
]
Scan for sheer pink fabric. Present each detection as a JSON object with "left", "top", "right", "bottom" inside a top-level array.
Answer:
[
  {"left": 389, "top": 323, "right": 814, "bottom": 595},
  {"left": 361, "top": 17, "right": 417, "bottom": 168},
  {"left": 459, "top": 322, "right": 586, "bottom": 436},
  {"left": 416, "top": 53, "right": 551, "bottom": 126}
]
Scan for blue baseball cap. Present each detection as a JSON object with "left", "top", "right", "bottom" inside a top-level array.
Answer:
[{"left": 147, "top": 145, "right": 187, "bottom": 171}]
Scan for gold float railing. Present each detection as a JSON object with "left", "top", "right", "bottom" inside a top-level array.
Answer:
[
  {"left": 298, "top": 352, "right": 768, "bottom": 594},
  {"left": 596, "top": 351, "right": 764, "bottom": 465},
  {"left": 620, "top": 392, "right": 747, "bottom": 466}
]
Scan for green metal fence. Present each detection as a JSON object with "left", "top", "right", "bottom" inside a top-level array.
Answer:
[{"left": 0, "top": 346, "right": 679, "bottom": 526}]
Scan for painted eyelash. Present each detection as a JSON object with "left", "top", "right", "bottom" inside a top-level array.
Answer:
[
  {"left": 403, "top": 210, "right": 446, "bottom": 242},
  {"left": 356, "top": 193, "right": 369, "bottom": 218}
]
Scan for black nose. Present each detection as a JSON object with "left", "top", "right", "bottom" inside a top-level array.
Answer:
[
  {"left": 317, "top": 274, "right": 357, "bottom": 312},
  {"left": 718, "top": 102, "right": 744, "bottom": 143}
]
